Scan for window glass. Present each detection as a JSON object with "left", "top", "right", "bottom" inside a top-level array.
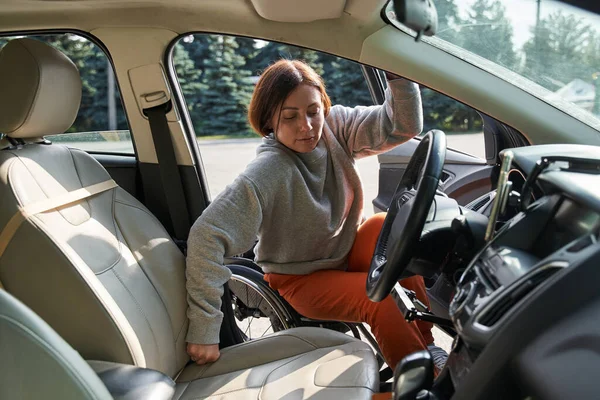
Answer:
[
  {"left": 0, "top": 34, "right": 133, "bottom": 154},
  {"left": 385, "top": 0, "right": 600, "bottom": 130},
  {"left": 174, "top": 33, "right": 373, "bottom": 199},
  {"left": 174, "top": 34, "right": 373, "bottom": 140},
  {"left": 419, "top": 86, "right": 485, "bottom": 159},
  {"left": 173, "top": 34, "right": 485, "bottom": 213}
]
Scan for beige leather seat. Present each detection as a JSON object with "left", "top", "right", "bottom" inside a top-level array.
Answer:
[{"left": 0, "top": 38, "right": 378, "bottom": 399}]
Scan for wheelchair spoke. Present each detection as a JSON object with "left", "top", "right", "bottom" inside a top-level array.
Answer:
[
  {"left": 245, "top": 316, "right": 253, "bottom": 337},
  {"left": 229, "top": 272, "right": 292, "bottom": 341},
  {"left": 260, "top": 323, "right": 273, "bottom": 338}
]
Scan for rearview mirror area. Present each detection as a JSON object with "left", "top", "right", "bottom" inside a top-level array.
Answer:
[{"left": 386, "top": 0, "right": 438, "bottom": 39}]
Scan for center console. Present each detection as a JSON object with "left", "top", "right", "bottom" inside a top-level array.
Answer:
[
  {"left": 447, "top": 189, "right": 600, "bottom": 387},
  {"left": 388, "top": 148, "right": 600, "bottom": 399}
]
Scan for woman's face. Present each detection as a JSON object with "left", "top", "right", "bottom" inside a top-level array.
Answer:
[{"left": 271, "top": 83, "right": 324, "bottom": 153}]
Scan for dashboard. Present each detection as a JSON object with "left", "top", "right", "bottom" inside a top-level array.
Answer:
[{"left": 443, "top": 144, "right": 600, "bottom": 400}]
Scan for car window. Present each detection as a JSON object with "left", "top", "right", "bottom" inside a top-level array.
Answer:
[
  {"left": 173, "top": 33, "right": 373, "bottom": 198},
  {"left": 173, "top": 34, "right": 484, "bottom": 202},
  {"left": 384, "top": 0, "right": 600, "bottom": 131},
  {"left": 418, "top": 86, "right": 485, "bottom": 159},
  {"left": 0, "top": 33, "right": 133, "bottom": 155}
]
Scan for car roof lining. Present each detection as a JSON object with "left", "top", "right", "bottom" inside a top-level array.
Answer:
[{"left": 248, "top": 0, "right": 346, "bottom": 23}]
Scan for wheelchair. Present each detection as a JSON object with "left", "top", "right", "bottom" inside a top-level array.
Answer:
[
  {"left": 222, "top": 256, "right": 453, "bottom": 388},
  {"left": 223, "top": 257, "right": 387, "bottom": 370}
]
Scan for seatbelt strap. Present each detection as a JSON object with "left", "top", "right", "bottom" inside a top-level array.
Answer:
[
  {"left": 143, "top": 102, "right": 191, "bottom": 242},
  {"left": 0, "top": 179, "right": 117, "bottom": 260}
]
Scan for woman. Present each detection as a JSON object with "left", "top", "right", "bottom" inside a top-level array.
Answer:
[{"left": 186, "top": 59, "right": 441, "bottom": 369}]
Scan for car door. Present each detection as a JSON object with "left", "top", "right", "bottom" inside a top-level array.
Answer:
[
  {"left": 374, "top": 139, "right": 493, "bottom": 212},
  {"left": 365, "top": 69, "right": 496, "bottom": 214},
  {"left": 363, "top": 69, "right": 526, "bottom": 320}
]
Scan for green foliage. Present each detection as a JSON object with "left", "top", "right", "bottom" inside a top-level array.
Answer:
[
  {"left": 174, "top": 43, "right": 206, "bottom": 134},
  {"left": 327, "top": 58, "right": 373, "bottom": 107},
  {"left": 421, "top": 88, "right": 481, "bottom": 133},
  {"left": 460, "top": 0, "right": 517, "bottom": 70},
  {"left": 236, "top": 37, "right": 261, "bottom": 75},
  {"left": 254, "top": 42, "right": 324, "bottom": 75},
  {"left": 522, "top": 11, "right": 598, "bottom": 90},
  {"left": 183, "top": 34, "right": 211, "bottom": 75},
  {"left": 519, "top": 11, "right": 600, "bottom": 115},
  {"left": 435, "top": 0, "right": 462, "bottom": 43},
  {"left": 174, "top": 43, "right": 204, "bottom": 99},
  {"left": 195, "top": 35, "right": 253, "bottom": 136}
]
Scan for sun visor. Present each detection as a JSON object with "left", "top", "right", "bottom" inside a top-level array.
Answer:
[{"left": 249, "top": 0, "right": 346, "bottom": 22}]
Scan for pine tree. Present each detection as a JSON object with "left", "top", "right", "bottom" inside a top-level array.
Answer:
[
  {"left": 174, "top": 43, "right": 205, "bottom": 133},
  {"left": 522, "top": 11, "right": 594, "bottom": 90},
  {"left": 327, "top": 58, "right": 372, "bottom": 107},
  {"left": 421, "top": 88, "right": 480, "bottom": 133},
  {"left": 461, "top": 0, "right": 517, "bottom": 70},
  {"left": 317, "top": 52, "right": 338, "bottom": 84},
  {"left": 435, "top": 0, "right": 462, "bottom": 43},
  {"left": 197, "top": 36, "right": 253, "bottom": 136},
  {"left": 82, "top": 46, "right": 128, "bottom": 132},
  {"left": 583, "top": 31, "right": 600, "bottom": 74},
  {"left": 236, "top": 37, "right": 261, "bottom": 75},
  {"left": 255, "top": 42, "right": 324, "bottom": 75},
  {"left": 184, "top": 35, "right": 211, "bottom": 75}
]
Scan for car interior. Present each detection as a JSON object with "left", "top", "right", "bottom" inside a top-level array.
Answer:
[{"left": 1, "top": 0, "right": 600, "bottom": 399}]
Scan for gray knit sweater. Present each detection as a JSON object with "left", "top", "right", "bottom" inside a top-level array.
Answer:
[{"left": 186, "top": 79, "right": 423, "bottom": 344}]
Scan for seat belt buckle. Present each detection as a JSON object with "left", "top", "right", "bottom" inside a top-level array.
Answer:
[
  {"left": 128, "top": 63, "right": 178, "bottom": 121},
  {"left": 141, "top": 92, "right": 172, "bottom": 115}
]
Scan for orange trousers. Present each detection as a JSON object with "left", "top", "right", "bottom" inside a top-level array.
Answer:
[{"left": 264, "top": 213, "right": 434, "bottom": 369}]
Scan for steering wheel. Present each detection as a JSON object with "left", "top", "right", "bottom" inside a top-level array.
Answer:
[{"left": 367, "top": 130, "right": 447, "bottom": 302}]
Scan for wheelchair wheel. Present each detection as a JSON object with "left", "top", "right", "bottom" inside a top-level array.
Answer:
[{"left": 227, "top": 264, "right": 297, "bottom": 341}]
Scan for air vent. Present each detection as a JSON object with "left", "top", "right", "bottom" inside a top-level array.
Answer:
[
  {"left": 477, "top": 266, "right": 561, "bottom": 327},
  {"left": 440, "top": 171, "right": 452, "bottom": 184},
  {"left": 467, "top": 193, "right": 492, "bottom": 212},
  {"left": 477, "top": 264, "right": 500, "bottom": 290}
]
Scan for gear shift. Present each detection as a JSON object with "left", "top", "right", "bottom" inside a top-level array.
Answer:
[{"left": 393, "top": 350, "right": 435, "bottom": 400}]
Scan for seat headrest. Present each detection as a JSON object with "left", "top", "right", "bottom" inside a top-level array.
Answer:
[{"left": 0, "top": 38, "right": 82, "bottom": 139}]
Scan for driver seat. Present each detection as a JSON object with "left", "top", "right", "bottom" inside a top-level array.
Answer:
[{"left": 0, "top": 38, "right": 378, "bottom": 398}]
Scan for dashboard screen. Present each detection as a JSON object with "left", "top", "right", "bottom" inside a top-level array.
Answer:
[{"left": 531, "top": 198, "right": 600, "bottom": 258}]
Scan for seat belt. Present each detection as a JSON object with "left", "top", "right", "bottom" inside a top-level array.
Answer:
[
  {"left": 0, "top": 179, "right": 118, "bottom": 260},
  {"left": 143, "top": 101, "right": 191, "bottom": 247}
]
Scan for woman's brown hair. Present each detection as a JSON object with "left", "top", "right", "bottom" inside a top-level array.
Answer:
[{"left": 248, "top": 59, "right": 332, "bottom": 137}]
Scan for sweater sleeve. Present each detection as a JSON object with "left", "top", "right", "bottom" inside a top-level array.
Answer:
[
  {"left": 327, "top": 79, "right": 423, "bottom": 159},
  {"left": 185, "top": 175, "right": 264, "bottom": 344}
]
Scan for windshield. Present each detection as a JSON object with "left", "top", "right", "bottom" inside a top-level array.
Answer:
[{"left": 385, "top": 0, "right": 600, "bottom": 130}]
